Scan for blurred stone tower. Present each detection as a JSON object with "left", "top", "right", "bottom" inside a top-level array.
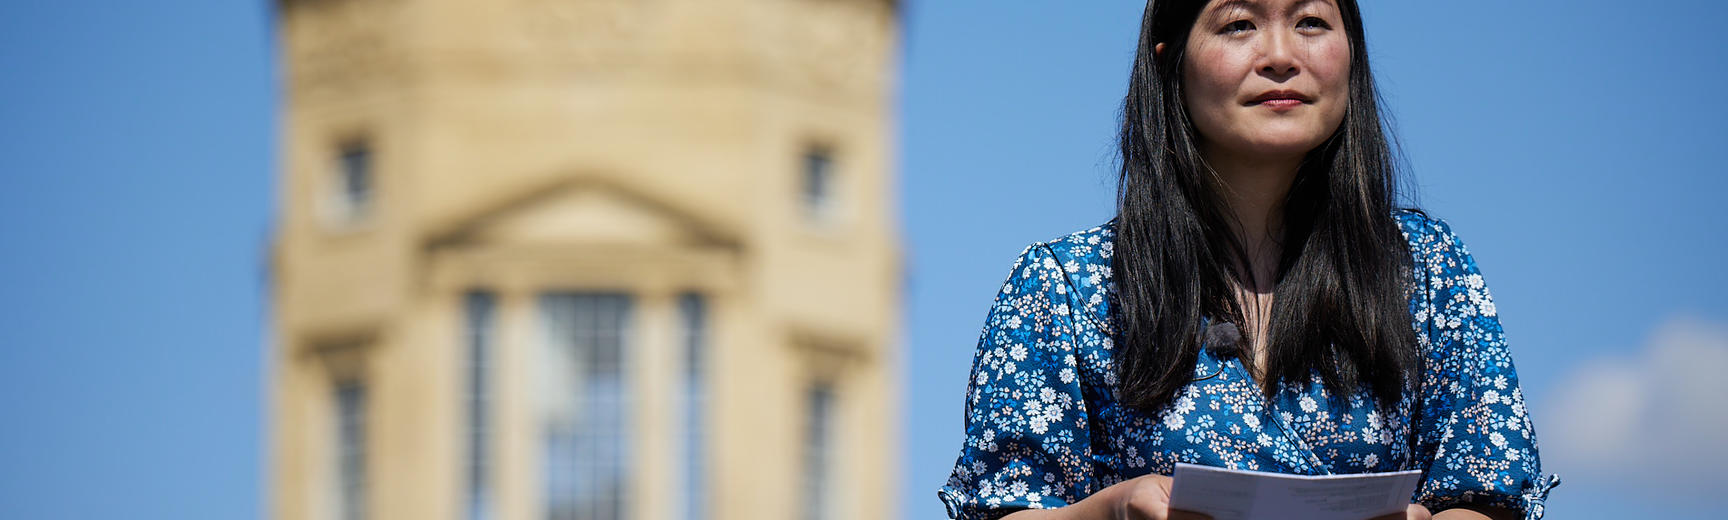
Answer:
[{"left": 267, "top": 1, "right": 902, "bottom": 520}]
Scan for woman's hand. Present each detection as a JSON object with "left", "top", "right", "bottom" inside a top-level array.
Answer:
[
  {"left": 1001, "top": 473, "right": 1213, "bottom": 520},
  {"left": 1114, "top": 474, "right": 1211, "bottom": 520},
  {"left": 1366, "top": 504, "right": 1432, "bottom": 520}
]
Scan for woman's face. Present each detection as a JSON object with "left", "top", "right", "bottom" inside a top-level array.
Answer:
[{"left": 1179, "top": 0, "right": 1352, "bottom": 161}]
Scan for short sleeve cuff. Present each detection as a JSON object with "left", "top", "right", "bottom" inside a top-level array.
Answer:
[
  {"left": 937, "top": 486, "right": 1011, "bottom": 520},
  {"left": 937, "top": 486, "right": 966, "bottom": 520},
  {"left": 938, "top": 484, "right": 1070, "bottom": 520},
  {"left": 1516, "top": 474, "right": 1561, "bottom": 520},
  {"left": 1422, "top": 473, "right": 1560, "bottom": 520}
]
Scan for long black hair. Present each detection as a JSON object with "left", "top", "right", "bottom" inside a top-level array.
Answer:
[{"left": 1112, "top": 0, "right": 1418, "bottom": 414}]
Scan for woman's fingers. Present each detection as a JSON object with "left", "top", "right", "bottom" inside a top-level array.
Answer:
[
  {"left": 1364, "top": 504, "right": 1431, "bottom": 520},
  {"left": 1118, "top": 474, "right": 1212, "bottom": 520},
  {"left": 1119, "top": 475, "right": 1171, "bottom": 520},
  {"left": 1404, "top": 503, "right": 1432, "bottom": 520}
]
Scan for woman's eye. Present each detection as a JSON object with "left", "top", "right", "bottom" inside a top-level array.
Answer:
[
  {"left": 1297, "top": 16, "right": 1331, "bottom": 30},
  {"left": 1220, "top": 20, "right": 1255, "bottom": 34}
]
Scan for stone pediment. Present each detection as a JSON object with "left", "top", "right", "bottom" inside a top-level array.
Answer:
[{"left": 425, "top": 177, "right": 739, "bottom": 251}]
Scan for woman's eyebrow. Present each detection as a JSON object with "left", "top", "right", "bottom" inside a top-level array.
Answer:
[
  {"left": 1208, "top": 0, "right": 1335, "bottom": 17},
  {"left": 1290, "top": 0, "right": 1337, "bottom": 13},
  {"left": 1207, "top": 0, "right": 1262, "bottom": 18}
]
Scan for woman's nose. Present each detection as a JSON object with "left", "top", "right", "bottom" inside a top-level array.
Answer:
[{"left": 1259, "top": 30, "right": 1299, "bottom": 79}]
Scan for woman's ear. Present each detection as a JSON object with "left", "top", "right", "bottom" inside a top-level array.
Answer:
[{"left": 1155, "top": 42, "right": 1166, "bottom": 57}]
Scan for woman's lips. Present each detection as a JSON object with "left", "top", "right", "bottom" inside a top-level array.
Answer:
[{"left": 1254, "top": 98, "right": 1306, "bottom": 110}]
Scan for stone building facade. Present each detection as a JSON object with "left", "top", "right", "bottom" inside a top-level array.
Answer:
[{"left": 268, "top": 1, "right": 902, "bottom": 519}]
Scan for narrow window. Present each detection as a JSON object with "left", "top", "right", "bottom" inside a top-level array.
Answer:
[
  {"left": 801, "top": 147, "right": 835, "bottom": 223},
  {"left": 679, "top": 294, "right": 709, "bottom": 520},
  {"left": 541, "top": 293, "right": 633, "bottom": 520},
  {"left": 333, "top": 142, "right": 373, "bottom": 223},
  {"left": 465, "top": 291, "right": 496, "bottom": 520},
  {"left": 335, "top": 380, "right": 367, "bottom": 520},
  {"left": 801, "top": 382, "right": 836, "bottom": 520}
]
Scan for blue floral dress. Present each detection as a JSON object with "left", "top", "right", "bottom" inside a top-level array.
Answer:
[{"left": 937, "top": 211, "right": 1560, "bottom": 520}]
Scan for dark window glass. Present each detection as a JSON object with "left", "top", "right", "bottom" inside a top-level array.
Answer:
[
  {"left": 335, "top": 380, "right": 367, "bottom": 520},
  {"left": 466, "top": 292, "right": 496, "bottom": 520}
]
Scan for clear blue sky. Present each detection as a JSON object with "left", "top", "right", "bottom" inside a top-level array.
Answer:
[{"left": 1, "top": 1, "right": 1723, "bottom": 519}]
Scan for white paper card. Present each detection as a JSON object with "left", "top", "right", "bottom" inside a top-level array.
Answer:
[{"left": 1168, "top": 463, "right": 1422, "bottom": 520}]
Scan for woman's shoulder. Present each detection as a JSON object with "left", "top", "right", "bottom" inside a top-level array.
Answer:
[
  {"left": 1032, "top": 219, "right": 1118, "bottom": 263},
  {"left": 1394, "top": 207, "right": 1450, "bottom": 243},
  {"left": 1001, "top": 220, "right": 1120, "bottom": 332},
  {"left": 1392, "top": 208, "right": 1482, "bottom": 271}
]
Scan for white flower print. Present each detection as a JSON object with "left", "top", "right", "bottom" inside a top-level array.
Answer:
[
  {"left": 1299, "top": 395, "right": 1318, "bottom": 413},
  {"left": 1163, "top": 411, "right": 1186, "bottom": 431}
]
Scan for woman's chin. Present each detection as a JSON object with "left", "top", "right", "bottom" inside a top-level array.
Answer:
[{"left": 1226, "top": 136, "right": 1327, "bottom": 159}]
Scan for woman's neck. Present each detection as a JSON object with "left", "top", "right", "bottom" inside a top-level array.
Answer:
[
  {"left": 1201, "top": 145, "right": 1303, "bottom": 293},
  {"left": 1201, "top": 144, "right": 1303, "bottom": 376}
]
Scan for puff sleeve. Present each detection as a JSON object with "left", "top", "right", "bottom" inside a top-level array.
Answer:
[
  {"left": 937, "top": 244, "right": 1100, "bottom": 520},
  {"left": 1409, "top": 218, "right": 1561, "bottom": 520}
]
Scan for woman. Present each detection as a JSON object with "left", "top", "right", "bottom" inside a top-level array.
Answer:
[{"left": 936, "top": 1, "right": 1559, "bottom": 519}]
